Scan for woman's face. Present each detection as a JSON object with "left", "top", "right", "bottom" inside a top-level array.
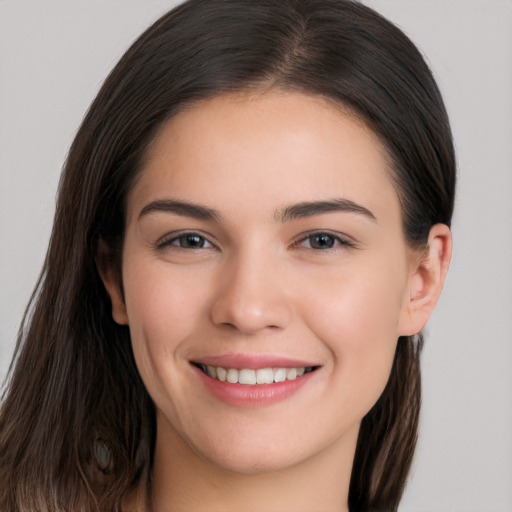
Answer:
[{"left": 109, "top": 91, "right": 422, "bottom": 474}]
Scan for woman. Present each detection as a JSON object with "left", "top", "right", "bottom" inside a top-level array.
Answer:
[{"left": 0, "top": 1, "right": 455, "bottom": 511}]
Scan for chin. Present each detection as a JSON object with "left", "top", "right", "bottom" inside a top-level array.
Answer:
[
  {"left": 203, "top": 445, "right": 307, "bottom": 476},
  {"left": 178, "top": 415, "right": 357, "bottom": 478}
]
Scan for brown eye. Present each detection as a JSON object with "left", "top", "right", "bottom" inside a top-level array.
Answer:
[
  {"left": 308, "top": 233, "right": 336, "bottom": 250},
  {"left": 159, "top": 232, "right": 214, "bottom": 250},
  {"left": 176, "top": 234, "right": 208, "bottom": 248},
  {"left": 296, "top": 231, "right": 354, "bottom": 251}
]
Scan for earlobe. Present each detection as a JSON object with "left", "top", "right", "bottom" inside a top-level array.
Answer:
[
  {"left": 96, "top": 239, "right": 129, "bottom": 326},
  {"left": 398, "top": 224, "right": 452, "bottom": 336}
]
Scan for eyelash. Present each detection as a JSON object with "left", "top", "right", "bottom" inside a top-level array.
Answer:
[
  {"left": 156, "top": 230, "right": 354, "bottom": 252},
  {"left": 292, "top": 231, "right": 355, "bottom": 251},
  {"left": 156, "top": 232, "right": 216, "bottom": 250}
]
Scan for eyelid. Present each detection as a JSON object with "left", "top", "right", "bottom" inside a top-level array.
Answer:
[
  {"left": 155, "top": 230, "right": 217, "bottom": 250},
  {"left": 291, "top": 230, "right": 357, "bottom": 250}
]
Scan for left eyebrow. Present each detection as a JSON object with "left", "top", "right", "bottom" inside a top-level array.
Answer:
[{"left": 276, "top": 198, "right": 377, "bottom": 223}]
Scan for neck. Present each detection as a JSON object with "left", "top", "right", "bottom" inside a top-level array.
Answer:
[{"left": 148, "top": 417, "right": 357, "bottom": 512}]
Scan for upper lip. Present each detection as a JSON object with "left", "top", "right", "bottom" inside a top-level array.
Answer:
[{"left": 191, "top": 353, "right": 320, "bottom": 370}]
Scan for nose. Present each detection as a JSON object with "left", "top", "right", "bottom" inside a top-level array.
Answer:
[{"left": 210, "top": 250, "right": 294, "bottom": 335}]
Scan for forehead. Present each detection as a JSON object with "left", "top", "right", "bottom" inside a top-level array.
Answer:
[{"left": 128, "top": 91, "right": 399, "bottom": 226}]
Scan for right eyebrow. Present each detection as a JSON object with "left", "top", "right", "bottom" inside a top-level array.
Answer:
[{"left": 138, "top": 199, "right": 222, "bottom": 222}]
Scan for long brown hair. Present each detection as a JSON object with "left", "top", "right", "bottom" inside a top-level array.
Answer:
[{"left": 0, "top": 1, "right": 455, "bottom": 511}]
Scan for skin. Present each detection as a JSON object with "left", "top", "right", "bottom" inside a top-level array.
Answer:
[{"left": 100, "top": 91, "right": 452, "bottom": 512}]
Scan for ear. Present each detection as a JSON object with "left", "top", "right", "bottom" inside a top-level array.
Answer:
[
  {"left": 398, "top": 224, "right": 452, "bottom": 336},
  {"left": 96, "top": 239, "right": 129, "bottom": 325}
]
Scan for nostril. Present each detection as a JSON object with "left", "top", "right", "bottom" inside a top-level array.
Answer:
[{"left": 211, "top": 299, "right": 293, "bottom": 335}]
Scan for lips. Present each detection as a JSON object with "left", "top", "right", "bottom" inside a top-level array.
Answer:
[{"left": 190, "top": 354, "right": 321, "bottom": 407}]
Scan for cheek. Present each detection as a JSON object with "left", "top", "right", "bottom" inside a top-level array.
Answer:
[
  {"left": 302, "top": 255, "right": 406, "bottom": 340},
  {"left": 123, "top": 256, "right": 206, "bottom": 333},
  {"left": 300, "top": 256, "right": 407, "bottom": 408},
  {"left": 121, "top": 256, "right": 211, "bottom": 382}
]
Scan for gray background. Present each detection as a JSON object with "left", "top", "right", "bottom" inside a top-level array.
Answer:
[{"left": 1, "top": 1, "right": 511, "bottom": 510}]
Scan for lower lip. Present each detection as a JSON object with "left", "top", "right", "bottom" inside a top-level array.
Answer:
[{"left": 193, "top": 366, "right": 317, "bottom": 408}]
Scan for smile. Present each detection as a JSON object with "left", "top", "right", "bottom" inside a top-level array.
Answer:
[
  {"left": 196, "top": 364, "right": 316, "bottom": 385},
  {"left": 191, "top": 358, "right": 320, "bottom": 407}
]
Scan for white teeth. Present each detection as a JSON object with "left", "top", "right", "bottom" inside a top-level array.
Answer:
[
  {"left": 238, "top": 369, "right": 257, "bottom": 385},
  {"left": 201, "top": 365, "right": 312, "bottom": 385},
  {"left": 274, "top": 368, "right": 287, "bottom": 383},
  {"left": 226, "top": 368, "right": 239, "bottom": 384},
  {"left": 216, "top": 366, "right": 227, "bottom": 382},
  {"left": 256, "top": 368, "right": 274, "bottom": 384},
  {"left": 286, "top": 368, "right": 297, "bottom": 380}
]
